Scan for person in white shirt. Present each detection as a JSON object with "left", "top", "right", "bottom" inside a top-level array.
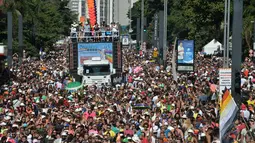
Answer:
[
  {"left": 111, "top": 22, "right": 118, "bottom": 38},
  {"left": 178, "top": 42, "right": 184, "bottom": 61}
]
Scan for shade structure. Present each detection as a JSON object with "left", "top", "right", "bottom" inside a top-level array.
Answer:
[
  {"left": 65, "top": 82, "right": 83, "bottom": 91},
  {"left": 132, "top": 104, "right": 150, "bottom": 110}
]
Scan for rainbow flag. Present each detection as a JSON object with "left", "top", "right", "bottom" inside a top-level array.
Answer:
[{"left": 220, "top": 90, "right": 238, "bottom": 140}]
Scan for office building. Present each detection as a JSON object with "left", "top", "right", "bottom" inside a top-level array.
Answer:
[
  {"left": 96, "top": 0, "right": 113, "bottom": 25},
  {"left": 68, "top": 0, "right": 88, "bottom": 21},
  {"left": 67, "top": 0, "right": 139, "bottom": 26},
  {"left": 111, "top": 0, "right": 138, "bottom": 26}
]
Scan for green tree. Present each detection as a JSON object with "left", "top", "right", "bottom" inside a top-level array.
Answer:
[
  {"left": 128, "top": 0, "right": 226, "bottom": 51},
  {"left": 0, "top": 0, "right": 76, "bottom": 56}
]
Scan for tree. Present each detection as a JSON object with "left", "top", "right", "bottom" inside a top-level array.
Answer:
[
  {"left": 128, "top": 0, "right": 226, "bottom": 51},
  {"left": 0, "top": 0, "right": 76, "bottom": 56}
]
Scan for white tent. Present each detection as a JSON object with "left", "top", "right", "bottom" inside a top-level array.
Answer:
[{"left": 203, "top": 39, "right": 222, "bottom": 55}]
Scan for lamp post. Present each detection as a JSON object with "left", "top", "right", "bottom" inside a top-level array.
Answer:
[
  {"left": 7, "top": 12, "right": 12, "bottom": 68},
  {"left": 129, "top": 0, "right": 133, "bottom": 48},
  {"left": 141, "top": 0, "right": 144, "bottom": 48},
  {"left": 163, "top": 0, "right": 168, "bottom": 67},
  {"left": 252, "top": 20, "right": 255, "bottom": 63},
  {"left": 226, "top": 0, "right": 230, "bottom": 67}
]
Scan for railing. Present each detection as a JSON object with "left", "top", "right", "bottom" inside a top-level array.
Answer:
[{"left": 70, "top": 31, "right": 120, "bottom": 42}]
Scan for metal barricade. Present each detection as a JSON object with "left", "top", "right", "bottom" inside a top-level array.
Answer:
[{"left": 70, "top": 31, "right": 119, "bottom": 42}]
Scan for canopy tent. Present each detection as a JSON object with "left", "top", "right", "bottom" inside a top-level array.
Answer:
[{"left": 202, "top": 39, "right": 222, "bottom": 55}]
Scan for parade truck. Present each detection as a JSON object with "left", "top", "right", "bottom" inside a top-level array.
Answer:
[{"left": 76, "top": 42, "right": 119, "bottom": 86}]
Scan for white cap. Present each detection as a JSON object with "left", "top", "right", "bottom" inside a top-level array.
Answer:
[
  {"left": 7, "top": 113, "right": 14, "bottom": 116},
  {"left": 153, "top": 126, "right": 158, "bottom": 132},
  {"left": 182, "top": 115, "right": 187, "bottom": 118},
  {"left": 12, "top": 124, "right": 19, "bottom": 127},
  {"left": 0, "top": 122, "right": 6, "bottom": 126},
  {"left": 75, "top": 108, "right": 82, "bottom": 112},
  {"left": 4, "top": 116, "right": 11, "bottom": 120},
  {"left": 132, "top": 134, "right": 141, "bottom": 143},
  {"left": 188, "top": 129, "right": 194, "bottom": 133},
  {"left": 61, "top": 131, "right": 67, "bottom": 136}
]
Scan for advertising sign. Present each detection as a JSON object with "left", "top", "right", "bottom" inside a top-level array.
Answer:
[
  {"left": 219, "top": 68, "right": 232, "bottom": 99},
  {"left": 122, "top": 35, "right": 129, "bottom": 46},
  {"left": 77, "top": 43, "right": 113, "bottom": 68},
  {"left": 177, "top": 40, "right": 195, "bottom": 72},
  {"left": 177, "top": 40, "right": 194, "bottom": 64},
  {"left": 154, "top": 13, "right": 159, "bottom": 48}
]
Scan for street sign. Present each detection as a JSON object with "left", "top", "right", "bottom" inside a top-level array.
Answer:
[
  {"left": 122, "top": 35, "right": 129, "bottom": 46},
  {"left": 219, "top": 68, "right": 232, "bottom": 100}
]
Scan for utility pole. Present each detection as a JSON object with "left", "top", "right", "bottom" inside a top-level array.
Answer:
[
  {"left": 117, "top": 0, "right": 120, "bottom": 23},
  {"left": 253, "top": 20, "right": 255, "bottom": 62},
  {"left": 129, "top": 0, "right": 132, "bottom": 48},
  {"left": 7, "top": 12, "right": 13, "bottom": 68},
  {"left": 18, "top": 15, "right": 23, "bottom": 65},
  {"left": 141, "top": 0, "right": 144, "bottom": 47},
  {"left": 231, "top": 0, "right": 243, "bottom": 105},
  {"left": 163, "top": 0, "right": 168, "bottom": 67},
  {"left": 226, "top": 0, "right": 230, "bottom": 67},
  {"left": 223, "top": 0, "right": 227, "bottom": 68}
]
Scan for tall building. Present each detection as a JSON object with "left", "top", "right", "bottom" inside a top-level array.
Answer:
[
  {"left": 68, "top": 0, "right": 88, "bottom": 21},
  {"left": 113, "top": 0, "right": 138, "bottom": 26},
  {"left": 96, "top": 0, "right": 114, "bottom": 25},
  {"left": 67, "top": 0, "right": 139, "bottom": 26}
]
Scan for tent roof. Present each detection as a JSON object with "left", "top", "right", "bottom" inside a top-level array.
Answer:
[{"left": 203, "top": 39, "right": 222, "bottom": 49}]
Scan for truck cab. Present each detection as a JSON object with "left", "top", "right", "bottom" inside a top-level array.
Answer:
[{"left": 77, "top": 57, "right": 115, "bottom": 86}]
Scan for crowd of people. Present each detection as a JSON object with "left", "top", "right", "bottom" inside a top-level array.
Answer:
[
  {"left": 222, "top": 56, "right": 255, "bottom": 143},
  {"left": 1, "top": 39, "right": 255, "bottom": 143},
  {"left": 0, "top": 43, "right": 223, "bottom": 143},
  {"left": 70, "top": 21, "right": 119, "bottom": 42}
]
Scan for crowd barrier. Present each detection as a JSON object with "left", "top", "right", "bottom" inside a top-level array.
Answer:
[{"left": 70, "top": 31, "right": 119, "bottom": 39}]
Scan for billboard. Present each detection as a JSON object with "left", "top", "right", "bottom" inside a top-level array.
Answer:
[
  {"left": 177, "top": 40, "right": 195, "bottom": 72},
  {"left": 77, "top": 43, "right": 113, "bottom": 68},
  {"left": 122, "top": 35, "right": 129, "bottom": 46}
]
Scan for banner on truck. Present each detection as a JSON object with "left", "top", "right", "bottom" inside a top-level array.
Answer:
[{"left": 77, "top": 43, "right": 113, "bottom": 68}]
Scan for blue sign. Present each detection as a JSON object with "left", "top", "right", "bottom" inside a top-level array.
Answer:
[
  {"left": 177, "top": 40, "right": 194, "bottom": 64},
  {"left": 77, "top": 43, "right": 113, "bottom": 68}
]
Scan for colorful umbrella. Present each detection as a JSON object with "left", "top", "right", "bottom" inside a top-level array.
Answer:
[
  {"left": 65, "top": 82, "right": 83, "bottom": 91},
  {"left": 133, "top": 66, "right": 143, "bottom": 74}
]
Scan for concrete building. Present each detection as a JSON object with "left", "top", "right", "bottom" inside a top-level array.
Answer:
[
  {"left": 96, "top": 0, "right": 113, "bottom": 25},
  {"left": 68, "top": 0, "right": 88, "bottom": 21},
  {"left": 67, "top": 0, "right": 139, "bottom": 26},
  {"left": 113, "top": 0, "right": 138, "bottom": 26},
  {"left": 96, "top": 0, "right": 138, "bottom": 26}
]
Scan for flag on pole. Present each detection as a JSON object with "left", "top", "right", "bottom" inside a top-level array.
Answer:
[{"left": 220, "top": 90, "right": 238, "bottom": 140}]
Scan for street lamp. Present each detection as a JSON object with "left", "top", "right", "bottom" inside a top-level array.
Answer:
[
  {"left": 129, "top": 0, "right": 133, "bottom": 48},
  {"left": 223, "top": 0, "right": 230, "bottom": 68}
]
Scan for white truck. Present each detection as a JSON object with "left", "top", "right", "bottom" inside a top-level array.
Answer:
[{"left": 77, "top": 57, "right": 116, "bottom": 86}]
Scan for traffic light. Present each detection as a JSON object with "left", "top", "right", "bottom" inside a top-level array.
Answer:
[
  {"left": 234, "top": 72, "right": 241, "bottom": 94},
  {"left": 144, "top": 25, "right": 147, "bottom": 32}
]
